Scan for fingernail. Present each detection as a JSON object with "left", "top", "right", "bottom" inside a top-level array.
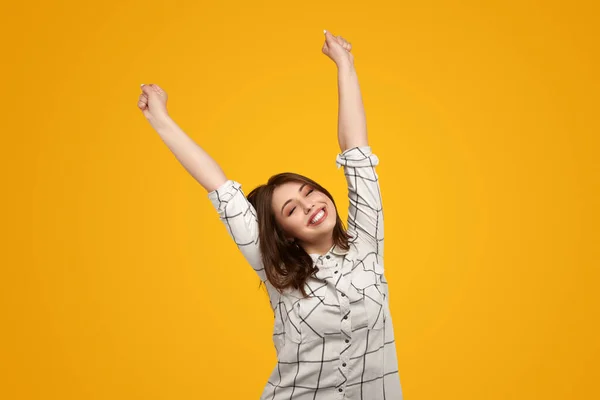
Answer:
[
  {"left": 324, "top": 30, "right": 327, "bottom": 34},
  {"left": 141, "top": 84, "right": 145, "bottom": 87}
]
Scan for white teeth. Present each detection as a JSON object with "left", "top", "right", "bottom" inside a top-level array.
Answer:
[{"left": 310, "top": 209, "right": 325, "bottom": 224}]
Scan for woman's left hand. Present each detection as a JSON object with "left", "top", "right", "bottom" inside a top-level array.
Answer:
[{"left": 322, "top": 30, "right": 354, "bottom": 67}]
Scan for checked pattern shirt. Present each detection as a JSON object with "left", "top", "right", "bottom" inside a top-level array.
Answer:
[{"left": 208, "top": 146, "right": 403, "bottom": 399}]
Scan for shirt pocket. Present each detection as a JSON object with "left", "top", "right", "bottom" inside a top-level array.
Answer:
[
  {"left": 350, "top": 262, "right": 385, "bottom": 330},
  {"left": 291, "top": 289, "right": 342, "bottom": 343}
]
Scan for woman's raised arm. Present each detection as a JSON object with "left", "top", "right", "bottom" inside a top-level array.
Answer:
[
  {"left": 138, "top": 84, "right": 267, "bottom": 281},
  {"left": 137, "top": 84, "right": 227, "bottom": 192},
  {"left": 323, "top": 32, "right": 385, "bottom": 259},
  {"left": 322, "top": 31, "right": 368, "bottom": 152}
]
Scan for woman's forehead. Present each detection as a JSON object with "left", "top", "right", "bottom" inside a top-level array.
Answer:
[{"left": 272, "top": 181, "right": 307, "bottom": 202}]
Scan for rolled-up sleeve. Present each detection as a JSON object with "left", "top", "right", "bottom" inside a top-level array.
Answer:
[
  {"left": 208, "top": 180, "right": 267, "bottom": 282},
  {"left": 336, "top": 146, "right": 384, "bottom": 258}
]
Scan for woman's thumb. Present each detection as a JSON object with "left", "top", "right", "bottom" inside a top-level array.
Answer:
[
  {"left": 324, "top": 30, "right": 344, "bottom": 50},
  {"left": 324, "top": 30, "right": 335, "bottom": 44},
  {"left": 141, "top": 84, "right": 161, "bottom": 97}
]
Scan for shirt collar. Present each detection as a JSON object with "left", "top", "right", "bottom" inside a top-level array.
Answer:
[{"left": 331, "top": 244, "right": 350, "bottom": 256}]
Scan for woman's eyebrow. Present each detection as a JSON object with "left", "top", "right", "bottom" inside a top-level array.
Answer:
[{"left": 280, "top": 184, "right": 307, "bottom": 215}]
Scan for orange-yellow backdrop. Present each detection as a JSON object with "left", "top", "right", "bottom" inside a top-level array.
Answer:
[{"left": 1, "top": 0, "right": 598, "bottom": 399}]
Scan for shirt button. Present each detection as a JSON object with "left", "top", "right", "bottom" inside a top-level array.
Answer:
[
  {"left": 338, "top": 388, "right": 343, "bottom": 392},
  {"left": 345, "top": 339, "right": 350, "bottom": 343},
  {"left": 343, "top": 315, "right": 348, "bottom": 320},
  {"left": 342, "top": 363, "right": 347, "bottom": 367},
  {"left": 334, "top": 270, "right": 338, "bottom": 274},
  {"left": 326, "top": 255, "right": 331, "bottom": 259},
  {"left": 341, "top": 293, "right": 346, "bottom": 297}
]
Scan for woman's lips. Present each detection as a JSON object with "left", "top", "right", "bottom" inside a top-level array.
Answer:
[{"left": 308, "top": 207, "right": 327, "bottom": 226}]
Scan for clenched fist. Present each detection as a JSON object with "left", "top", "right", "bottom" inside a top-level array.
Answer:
[
  {"left": 322, "top": 30, "right": 354, "bottom": 67},
  {"left": 138, "top": 84, "right": 169, "bottom": 125}
]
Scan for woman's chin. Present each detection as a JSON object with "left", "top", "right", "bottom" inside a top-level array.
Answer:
[{"left": 306, "top": 220, "right": 335, "bottom": 237}]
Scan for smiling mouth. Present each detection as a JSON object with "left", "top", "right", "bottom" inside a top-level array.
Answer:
[{"left": 308, "top": 207, "right": 327, "bottom": 226}]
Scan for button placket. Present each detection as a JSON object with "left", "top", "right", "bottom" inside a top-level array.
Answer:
[{"left": 336, "top": 259, "right": 351, "bottom": 393}]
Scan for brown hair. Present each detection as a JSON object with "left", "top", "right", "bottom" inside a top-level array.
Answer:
[{"left": 247, "top": 172, "right": 351, "bottom": 297}]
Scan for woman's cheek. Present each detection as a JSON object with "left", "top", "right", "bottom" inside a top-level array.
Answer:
[
  {"left": 297, "top": 216, "right": 310, "bottom": 234},
  {"left": 285, "top": 217, "right": 301, "bottom": 235},
  {"left": 295, "top": 215, "right": 305, "bottom": 231}
]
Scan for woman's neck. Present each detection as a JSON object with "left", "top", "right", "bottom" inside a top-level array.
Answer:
[{"left": 300, "top": 237, "right": 335, "bottom": 256}]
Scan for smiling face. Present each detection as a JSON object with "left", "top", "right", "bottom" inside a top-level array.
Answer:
[{"left": 271, "top": 181, "right": 337, "bottom": 250}]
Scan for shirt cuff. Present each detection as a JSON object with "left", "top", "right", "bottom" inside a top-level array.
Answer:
[
  {"left": 335, "top": 146, "right": 379, "bottom": 169},
  {"left": 207, "top": 179, "right": 242, "bottom": 210}
]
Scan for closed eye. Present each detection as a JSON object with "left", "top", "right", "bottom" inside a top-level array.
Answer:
[{"left": 286, "top": 187, "right": 313, "bottom": 216}]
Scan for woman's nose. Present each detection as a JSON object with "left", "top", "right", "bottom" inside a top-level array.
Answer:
[{"left": 303, "top": 203, "right": 315, "bottom": 214}]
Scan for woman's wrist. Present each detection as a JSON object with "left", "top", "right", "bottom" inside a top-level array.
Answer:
[
  {"left": 336, "top": 60, "right": 355, "bottom": 74},
  {"left": 150, "top": 114, "right": 174, "bottom": 132}
]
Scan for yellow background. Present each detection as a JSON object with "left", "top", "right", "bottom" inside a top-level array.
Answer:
[{"left": 1, "top": 0, "right": 598, "bottom": 399}]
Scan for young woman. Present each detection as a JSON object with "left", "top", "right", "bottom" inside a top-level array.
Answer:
[{"left": 137, "top": 30, "right": 403, "bottom": 400}]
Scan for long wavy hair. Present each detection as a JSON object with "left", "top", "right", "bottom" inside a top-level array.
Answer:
[{"left": 247, "top": 172, "right": 351, "bottom": 297}]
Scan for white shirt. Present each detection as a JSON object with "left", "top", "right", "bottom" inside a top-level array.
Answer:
[{"left": 208, "top": 146, "right": 403, "bottom": 399}]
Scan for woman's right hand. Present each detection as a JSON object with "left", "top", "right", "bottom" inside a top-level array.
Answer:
[
  {"left": 322, "top": 30, "right": 354, "bottom": 67},
  {"left": 138, "top": 84, "right": 170, "bottom": 126}
]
